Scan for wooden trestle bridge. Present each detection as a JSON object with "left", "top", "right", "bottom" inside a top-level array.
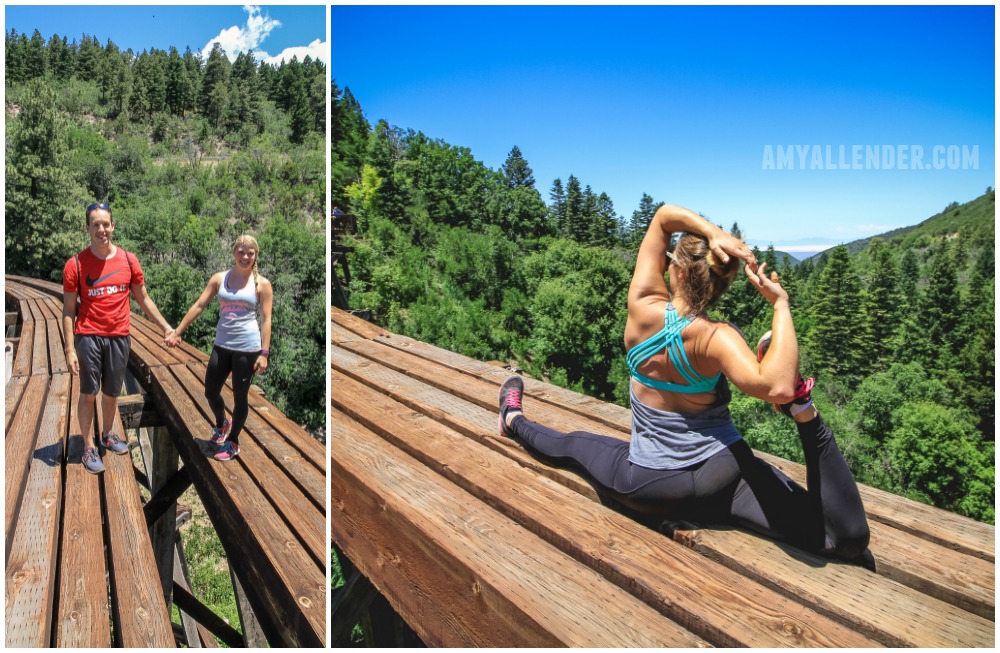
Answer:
[
  {"left": 5, "top": 276, "right": 325, "bottom": 647},
  {"left": 331, "top": 306, "right": 995, "bottom": 647}
]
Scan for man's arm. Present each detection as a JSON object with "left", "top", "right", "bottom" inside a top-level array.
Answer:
[
  {"left": 62, "top": 292, "right": 80, "bottom": 376},
  {"left": 132, "top": 283, "right": 174, "bottom": 337}
]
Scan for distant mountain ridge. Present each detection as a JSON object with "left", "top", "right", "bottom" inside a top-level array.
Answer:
[{"left": 803, "top": 189, "right": 995, "bottom": 263}]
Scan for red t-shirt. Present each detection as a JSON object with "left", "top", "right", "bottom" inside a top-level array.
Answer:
[{"left": 63, "top": 248, "right": 144, "bottom": 336}]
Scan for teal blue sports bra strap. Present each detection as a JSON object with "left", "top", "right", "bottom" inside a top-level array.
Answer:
[{"left": 627, "top": 305, "right": 721, "bottom": 393}]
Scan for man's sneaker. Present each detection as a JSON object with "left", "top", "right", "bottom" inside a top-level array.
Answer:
[
  {"left": 214, "top": 441, "right": 240, "bottom": 461},
  {"left": 498, "top": 376, "right": 524, "bottom": 436},
  {"left": 82, "top": 447, "right": 106, "bottom": 474},
  {"left": 755, "top": 331, "right": 815, "bottom": 418},
  {"left": 211, "top": 418, "right": 232, "bottom": 445},
  {"left": 100, "top": 432, "right": 129, "bottom": 455}
]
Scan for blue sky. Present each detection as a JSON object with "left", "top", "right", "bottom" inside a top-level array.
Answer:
[
  {"left": 4, "top": 4, "right": 327, "bottom": 66},
  {"left": 332, "top": 5, "right": 994, "bottom": 254}
]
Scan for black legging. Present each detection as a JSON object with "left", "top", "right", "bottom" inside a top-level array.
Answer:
[
  {"left": 509, "top": 413, "right": 870, "bottom": 560},
  {"left": 204, "top": 345, "right": 258, "bottom": 445}
]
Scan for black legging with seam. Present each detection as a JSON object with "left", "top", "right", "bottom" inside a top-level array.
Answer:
[
  {"left": 508, "top": 413, "right": 870, "bottom": 559},
  {"left": 204, "top": 345, "right": 258, "bottom": 445}
]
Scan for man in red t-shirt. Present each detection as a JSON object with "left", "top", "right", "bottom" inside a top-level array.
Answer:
[{"left": 62, "top": 202, "right": 175, "bottom": 474}]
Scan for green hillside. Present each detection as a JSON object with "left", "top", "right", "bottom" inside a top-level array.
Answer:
[{"left": 808, "top": 189, "right": 995, "bottom": 261}]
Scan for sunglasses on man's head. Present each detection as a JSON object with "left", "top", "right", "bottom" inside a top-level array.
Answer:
[{"left": 86, "top": 202, "right": 111, "bottom": 213}]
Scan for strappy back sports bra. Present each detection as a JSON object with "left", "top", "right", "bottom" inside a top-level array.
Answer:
[{"left": 626, "top": 303, "right": 721, "bottom": 394}]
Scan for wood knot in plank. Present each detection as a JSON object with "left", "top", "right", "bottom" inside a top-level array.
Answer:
[
  {"left": 298, "top": 596, "right": 313, "bottom": 609},
  {"left": 781, "top": 621, "right": 803, "bottom": 636}
]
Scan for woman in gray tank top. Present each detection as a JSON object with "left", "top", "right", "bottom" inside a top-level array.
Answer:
[
  {"left": 497, "top": 204, "right": 873, "bottom": 569},
  {"left": 167, "top": 235, "right": 274, "bottom": 461}
]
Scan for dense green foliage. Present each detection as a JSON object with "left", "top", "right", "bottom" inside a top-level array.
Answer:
[
  {"left": 334, "top": 81, "right": 994, "bottom": 524},
  {"left": 6, "top": 29, "right": 326, "bottom": 434}
]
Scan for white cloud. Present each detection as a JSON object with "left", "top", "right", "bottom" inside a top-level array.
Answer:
[
  {"left": 202, "top": 5, "right": 282, "bottom": 62},
  {"left": 264, "top": 39, "right": 329, "bottom": 67}
]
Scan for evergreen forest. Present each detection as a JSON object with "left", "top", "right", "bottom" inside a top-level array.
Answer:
[
  {"left": 5, "top": 29, "right": 327, "bottom": 435},
  {"left": 333, "top": 81, "right": 995, "bottom": 524}
]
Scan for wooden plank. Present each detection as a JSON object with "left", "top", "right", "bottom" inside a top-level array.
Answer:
[
  {"left": 27, "top": 300, "right": 50, "bottom": 376},
  {"left": 98, "top": 402, "right": 176, "bottom": 647},
  {"left": 330, "top": 374, "right": 880, "bottom": 648},
  {"left": 55, "top": 374, "right": 112, "bottom": 648},
  {"left": 10, "top": 320, "right": 34, "bottom": 378},
  {"left": 147, "top": 364, "right": 324, "bottom": 647},
  {"left": 330, "top": 346, "right": 602, "bottom": 501},
  {"left": 865, "top": 519, "right": 994, "bottom": 620},
  {"left": 4, "top": 374, "right": 49, "bottom": 554},
  {"left": 330, "top": 411, "right": 709, "bottom": 648},
  {"left": 5, "top": 375, "right": 28, "bottom": 432},
  {"left": 4, "top": 374, "right": 69, "bottom": 647},
  {"left": 331, "top": 309, "right": 627, "bottom": 427},
  {"left": 668, "top": 524, "right": 994, "bottom": 646}
]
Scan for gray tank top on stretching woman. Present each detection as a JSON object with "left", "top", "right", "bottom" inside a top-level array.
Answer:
[
  {"left": 628, "top": 378, "right": 743, "bottom": 470},
  {"left": 215, "top": 270, "right": 261, "bottom": 352}
]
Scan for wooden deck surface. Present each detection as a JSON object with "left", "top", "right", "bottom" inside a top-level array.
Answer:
[
  {"left": 330, "top": 306, "right": 995, "bottom": 647},
  {"left": 5, "top": 276, "right": 326, "bottom": 647}
]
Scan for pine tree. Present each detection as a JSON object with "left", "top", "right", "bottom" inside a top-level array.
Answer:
[
  {"left": 502, "top": 145, "right": 535, "bottom": 189},
  {"left": 548, "top": 178, "right": 566, "bottom": 234},
  {"left": 919, "top": 241, "right": 962, "bottom": 364},
  {"left": 859, "top": 238, "right": 899, "bottom": 375},
  {"left": 807, "top": 245, "right": 862, "bottom": 382},
  {"left": 200, "top": 43, "right": 231, "bottom": 126},
  {"left": 5, "top": 30, "right": 28, "bottom": 84},
  {"left": 25, "top": 29, "right": 48, "bottom": 80},
  {"left": 892, "top": 248, "right": 924, "bottom": 364},
  {"left": 627, "top": 193, "right": 659, "bottom": 249},
  {"left": 4, "top": 80, "right": 89, "bottom": 279},
  {"left": 75, "top": 34, "right": 102, "bottom": 80},
  {"left": 564, "top": 175, "right": 585, "bottom": 242},
  {"left": 591, "top": 192, "right": 619, "bottom": 248}
]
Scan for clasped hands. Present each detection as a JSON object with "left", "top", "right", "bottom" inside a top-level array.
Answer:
[{"left": 164, "top": 328, "right": 181, "bottom": 348}]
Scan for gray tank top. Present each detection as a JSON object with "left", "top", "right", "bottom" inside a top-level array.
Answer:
[
  {"left": 215, "top": 270, "right": 261, "bottom": 352},
  {"left": 627, "top": 379, "right": 743, "bottom": 470}
]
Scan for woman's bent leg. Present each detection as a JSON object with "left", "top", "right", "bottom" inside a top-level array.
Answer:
[{"left": 724, "top": 417, "right": 870, "bottom": 560}]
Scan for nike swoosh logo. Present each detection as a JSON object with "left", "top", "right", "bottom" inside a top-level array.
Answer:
[{"left": 85, "top": 272, "right": 117, "bottom": 287}]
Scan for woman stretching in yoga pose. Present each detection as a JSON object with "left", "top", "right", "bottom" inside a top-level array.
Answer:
[{"left": 498, "top": 204, "right": 872, "bottom": 567}]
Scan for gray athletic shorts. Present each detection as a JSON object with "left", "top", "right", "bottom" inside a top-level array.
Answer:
[{"left": 75, "top": 335, "right": 131, "bottom": 396}]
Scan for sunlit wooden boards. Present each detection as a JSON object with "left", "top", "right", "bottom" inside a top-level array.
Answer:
[{"left": 331, "top": 306, "right": 995, "bottom": 647}]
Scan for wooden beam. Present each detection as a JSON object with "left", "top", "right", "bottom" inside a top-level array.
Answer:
[
  {"left": 143, "top": 466, "right": 192, "bottom": 526},
  {"left": 173, "top": 534, "right": 220, "bottom": 648},
  {"left": 148, "top": 425, "right": 179, "bottom": 608},
  {"left": 230, "top": 566, "right": 268, "bottom": 647},
  {"left": 330, "top": 409, "right": 709, "bottom": 648},
  {"left": 171, "top": 583, "right": 244, "bottom": 648},
  {"left": 118, "top": 393, "right": 164, "bottom": 430},
  {"left": 331, "top": 568, "right": 378, "bottom": 646}
]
